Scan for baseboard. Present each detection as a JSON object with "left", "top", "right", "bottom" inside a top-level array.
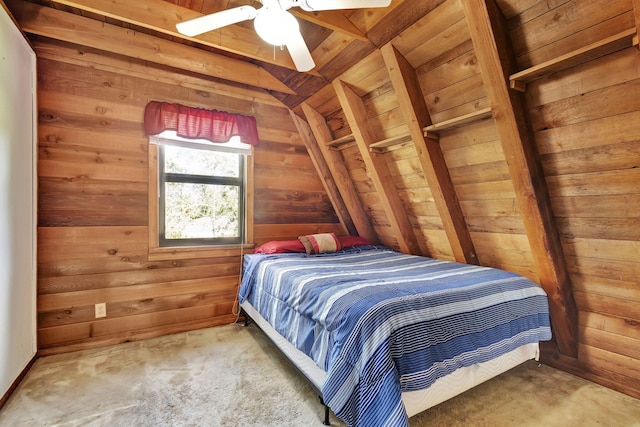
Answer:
[{"left": 0, "top": 355, "right": 37, "bottom": 411}]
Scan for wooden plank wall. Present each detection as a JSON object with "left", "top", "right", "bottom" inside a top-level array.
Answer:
[
  {"left": 35, "top": 38, "right": 341, "bottom": 355},
  {"left": 304, "top": 0, "right": 639, "bottom": 397},
  {"left": 506, "top": 0, "right": 640, "bottom": 396}
]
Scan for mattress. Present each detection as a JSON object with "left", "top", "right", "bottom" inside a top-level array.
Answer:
[
  {"left": 239, "top": 245, "right": 551, "bottom": 426},
  {"left": 240, "top": 300, "right": 540, "bottom": 418}
]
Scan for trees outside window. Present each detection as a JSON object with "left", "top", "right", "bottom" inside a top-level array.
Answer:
[{"left": 159, "top": 144, "right": 245, "bottom": 246}]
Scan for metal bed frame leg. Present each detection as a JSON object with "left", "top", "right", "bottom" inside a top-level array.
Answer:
[
  {"left": 240, "top": 308, "right": 250, "bottom": 327},
  {"left": 320, "top": 396, "right": 330, "bottom": 425}
]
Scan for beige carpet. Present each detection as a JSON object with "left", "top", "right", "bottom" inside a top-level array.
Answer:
[{"left": 1, "top": 323, "right": 639, "bottom": 427}]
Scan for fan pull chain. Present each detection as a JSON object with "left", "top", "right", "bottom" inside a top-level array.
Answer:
[{"left": 271, "top": 44, "right": 287, "bottom": 61}]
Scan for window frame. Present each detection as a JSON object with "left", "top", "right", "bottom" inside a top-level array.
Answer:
[{"left": 148, "top": 142, "right": 254, "bottom": 261}]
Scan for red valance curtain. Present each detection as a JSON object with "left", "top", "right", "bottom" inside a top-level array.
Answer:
[{"left": 143, "top": 101, "right": 260, "bottom": 146}]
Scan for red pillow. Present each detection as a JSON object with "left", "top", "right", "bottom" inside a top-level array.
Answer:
[
  {"left": 338, "top": 235, "right": 373, "bottom": 248},
  {"left": 253, "top": 239, "right": 306, "bottom": 254}
]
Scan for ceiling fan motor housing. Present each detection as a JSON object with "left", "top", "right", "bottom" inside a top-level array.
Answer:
[{"left": 254, "top": 6, "right": 299, "bottom": 46}]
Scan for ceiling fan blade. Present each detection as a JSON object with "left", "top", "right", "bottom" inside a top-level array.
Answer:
[
  {"left": 285, "top": 29, "right": 315, "bottom": 72},
  {"left": 176, "top": 6, "right": 258, "bottom": 37},
  {"left": 298, "top": 0, "right": 391, "bottom": 12}
]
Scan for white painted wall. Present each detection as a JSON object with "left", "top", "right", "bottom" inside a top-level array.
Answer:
[{"left": 0, "top": 3, "right": 37, "bottom": 398}]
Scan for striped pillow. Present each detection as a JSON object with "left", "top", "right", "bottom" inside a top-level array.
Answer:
[{"left": 298, "top": 233, "right": 342, "bottom": 254}]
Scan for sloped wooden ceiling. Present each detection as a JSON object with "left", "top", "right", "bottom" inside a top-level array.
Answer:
[{"left": 9, "top": 0, "right": 445, "bottom": 108}]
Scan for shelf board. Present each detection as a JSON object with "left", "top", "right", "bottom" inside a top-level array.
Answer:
[
  {"left": 369, "top": 134, "right": 413, "bottom": 151},
  {"left": 423, "top": 107, "right": 493, "bottom": 136},
  {"left": 509, "top": 28, "right": 637, "bottom": 92},
  {"left": 326, "top": 133, "right": 355, "bottom": 148}
]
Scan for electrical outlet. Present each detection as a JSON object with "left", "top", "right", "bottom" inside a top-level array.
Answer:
[{"left": 95, "top": 303, "right": 107, "bottom": 318}]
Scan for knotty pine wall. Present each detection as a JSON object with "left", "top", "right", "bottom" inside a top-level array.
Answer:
[
  {"left": 35, "top": 38, "right": 340, "bottom": 355},
  {"left": 303, "top": 0, "right": 639, "bottom": 397}
]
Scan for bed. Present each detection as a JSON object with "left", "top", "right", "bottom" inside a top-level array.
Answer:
[{"left": 238, "top": 238, "right": 552, "bottom": 427}]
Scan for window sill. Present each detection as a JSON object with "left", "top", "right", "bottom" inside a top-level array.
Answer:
[{"left": 148, "top": 243, "right": 256, "bottom": 261}]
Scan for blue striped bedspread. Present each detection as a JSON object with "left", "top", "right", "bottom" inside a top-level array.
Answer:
[{"left": 239, "top": 246, "right": 552, "bottom": 427}]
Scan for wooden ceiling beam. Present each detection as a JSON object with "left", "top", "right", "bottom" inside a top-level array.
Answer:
[
  {"left": 290, "top": 9, "right": 368, "bottom": 42},
  {"left": 8, "top": 0, "right": 295, "bottom": 94},
  {"left": 332, "top": 79, "right": 421, "bottom": 255},
  {"left": 299, "top": 103, "right": 377, "bottom": 242},
  {"left": 48, "top": 0, "right": 302, "bottom": 71},
  {"left": 461, "top": 0, "right": 579, "bottom": 357},
  {"left": 381, "top": 42, "right": 478, "bottom": 265},
  {"left": 289, "top": 111, "right": 358, "bottom": 238}
]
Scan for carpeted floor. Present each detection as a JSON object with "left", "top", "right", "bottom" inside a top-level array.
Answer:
[{"left": 1, "top": 323, "right": 639, "bottom": 426}]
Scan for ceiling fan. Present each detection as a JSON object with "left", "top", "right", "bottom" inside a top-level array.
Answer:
[{"left": 176, "top": 0, "right": 392, "bottom": 72}]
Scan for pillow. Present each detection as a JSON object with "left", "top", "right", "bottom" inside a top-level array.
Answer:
[
  {"left": 298, "top": 233, "right": 342, "bottom": 254},
  {"left": 253, "top": 239, "right": 306, "bottom": 254},
  {"left": 338, "top": 235, "right": 373, "bottom": 248}
]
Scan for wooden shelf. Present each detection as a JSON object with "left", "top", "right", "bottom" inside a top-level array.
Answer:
[
  {"left": 326, "top": 133, "right": 355, "bottom": 148},
  {"left": 422, "top": 107, "right": 493, "bottom": 137},
  {"left": 509, "top": 29, "right": 637, "bottom": 92},
  {"left": 369, "top": 134, "right": 413, "bottom": 152}
]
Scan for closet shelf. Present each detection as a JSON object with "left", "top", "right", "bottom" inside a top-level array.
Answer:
[
  {"left": 326, "top": 133, "right": 355, "bottom": 148},
  {"left": 369, "top": 134, "right": 413, "bottom": 152},
  {"left": 423, "top": 107, "right": 493, "bottom": 137},
  {"left": 509, "top": 28, "right": 638, "bottom": 92}
]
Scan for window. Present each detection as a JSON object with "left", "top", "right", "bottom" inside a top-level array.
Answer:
[
  {"left": 144, "top": 101, "right": 257, "bottom": 257},
  {"left": 149, "top": 132, "right": 253, "bottom": 253},
  {"left": 159, "top": 142, "right": 245, "bottom": 246}
]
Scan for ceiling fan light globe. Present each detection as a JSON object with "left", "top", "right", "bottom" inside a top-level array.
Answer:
[{"left": 254, "top": 8, "right": 299, "bottom": 46}]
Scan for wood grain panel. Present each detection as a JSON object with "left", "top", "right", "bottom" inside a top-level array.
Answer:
[
  {"left": 424, "top": 74, "right": 487, "bottom": 115},
  {"left": 510, "top": 0, "right": 633, "bottom": 61},
  {"left": 39, "top": 176, "right": 148, "bottom": 227},
  {"left": 254, "top": 166, "right": 328, "bottom": 194},
  {"left": 551, "top": 194, "right": 640, "bottom": 219},
  {"left": 535, "top": 110, "right": 640, "bottom": 156},
  {"left": 253, "top": 223, "right": 344, "bottom": 243},
  {"left": 566, "top": 254, "right": 640, "bottom": 282},
  {"left": 526, "top": 48, "right": 640, "bottom": 108},
  {"left": 429, "top": 97, "right": 491, "bottom": 124},
  {"left": 401, "top": 3, "right": 470, "bottom": 69},
  {"left": 501, "top": 0, "right": 572, "bottom": 23},
  {"left": 417, "top": 50, "right": 481, "bottom": 96},
  {"left": 578, "top": 343, "right": 640, "bottom": 389},
  {"left": 547, "top": 169, "right": 640, "bottom": 198},
  {"left": 542, "top": 141, "right": 640, "bottom": 177},
  {"left": 580, "top": 328, "right": 640, "bottom": 371},
  {"left": 581, "top": 310, "right": 640, "bottom": 342},
  {"left": 529, "top": 78, "right": 640, "bottom": 132},
  {"left": 38, "top": 315, "right": 238, "bottom": 356},
  {"left": 575, "top": 291, "right": 639, "bottom": 321},
  {"left": 460, "top": 199, "right": 521, "bottom": 217},
  {"left": 39, "top": 289, "right": 236, "bottom": 328}
]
